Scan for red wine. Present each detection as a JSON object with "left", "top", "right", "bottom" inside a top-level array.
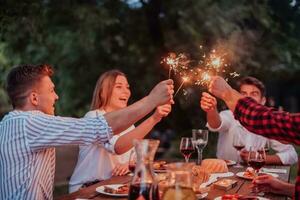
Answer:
[
  {"left": 129, "top": 164, "right": 135, "bottom": 173},
  {"left": 233, "top": 145, "right": 245, "bottom": 151},
  {"left": 249, "top": 160, "right": 265, "bottom": 171},
  {"left": 180, "top": 148, "right": 195, "bottom": 157},
  {"left": 128, "top": 183, "right": 159, "bottom": 200}
]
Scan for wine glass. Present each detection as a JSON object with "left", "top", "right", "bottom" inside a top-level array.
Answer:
[
  {"left": 232, "top": 133, "right": 245, "bottom": 168},
  {"left": 180, "top": 137, "right": 195, "bottom": 163},
  {"left": 264, "top": 140, "right": 270, "bottom": 153},
  {"left": 128, "top": 150, "right": 136, "bottom": 175},
  {"left": 248, "top": 146, "right": 266, "bottom": 194},
  {"left": 192, "top": 129, "right": 208, "bottom": 165}
]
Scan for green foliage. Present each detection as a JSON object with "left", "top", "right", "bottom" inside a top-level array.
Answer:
[{"left": 0, "top": 0, "right": 299, "bottom": 132}]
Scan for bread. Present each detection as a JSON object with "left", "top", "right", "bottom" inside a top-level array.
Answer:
[
  {"left": 191, "top": 165, "right": 210, "bottom": 190},
  {"left": 199, "top": 159, "right": 228, "bottom": 173}
]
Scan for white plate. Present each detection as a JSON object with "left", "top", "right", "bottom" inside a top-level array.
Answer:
[
  {"left": 236, "top": 171, "right": 279, "bottom": 180},
  {"left": 96, "top": 184, "right": 128, "bottom": 197},
  {"left": 196, "top": 192, "right": 208, "bottom": 199},
  {"left": 214, "top": 196, "right": 269, "bottom": 200},
  {"left": 224, "top": 159, "right": 237, "bottom": 166}
]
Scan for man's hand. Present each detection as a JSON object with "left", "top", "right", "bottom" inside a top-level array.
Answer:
[
  {"left": 253, "top": 175, "right": 295, "bottom": 197},
  {"left": 200, "top": 92, "right": 217, "bottom": 112},
  {"left": 112, "top": 163, "right": 129, "bottom": 176},
  {"left": 208, "top": 76, "right": 232, "bottom": 100},
  {"left": 148, "top": 79, "right": 174, "bottom": 106},
  {"left": 152, "top": 104, "right": 172, "bottom": 122}
]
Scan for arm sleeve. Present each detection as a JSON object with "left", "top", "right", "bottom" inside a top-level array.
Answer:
[
  {"left": 207, "top": 111, "right": 232, "bottom": 133},
  {"left": 25, "top": 113, "right": 113, "bottom": 151},
  {"left": 234, "top": 97, "right": 300, "bottom": 145},
  {"left": 269, "top": 139, "right": 298, "bottom": 165}
]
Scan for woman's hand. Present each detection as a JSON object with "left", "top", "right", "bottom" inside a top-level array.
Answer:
[
  {"left": 112, "top": 163, "right": 129, "bottom": 176},
  {"left": 253, "top": 175, "right": 295, "bottom": 197},
  {"left": 152, "top": 104, "right": 172, "bottom": 122}
]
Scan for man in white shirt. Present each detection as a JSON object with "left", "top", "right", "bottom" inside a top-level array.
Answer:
[
  {"left": 200, "top": 76, "right": 297, "bottom": 165},
  {"left": 0, "top": 64, "right": 174, "bottom": 200}
]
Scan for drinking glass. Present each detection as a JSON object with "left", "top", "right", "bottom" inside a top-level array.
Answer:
[
  {"left": 248, "top": 146, "right": 266, "bottom": 194},
  {"left": 232, "top": 133, "right": 245, "bottom": 168},
  {"left": 128, "top": 150, "right": 136, "bottom": 174},
  {"left": 192, "top": 129, "right": 208, "bottom": 165},
  {"left": 180, "top": 137, "right": 195, "bottom": 163},
  {"left": 264, "top": 140, "right": 270, "bottom": 153}
]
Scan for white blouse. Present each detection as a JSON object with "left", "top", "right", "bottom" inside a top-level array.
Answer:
[{"left": 69, "top": 110, "right": 134, "bottom": 192}]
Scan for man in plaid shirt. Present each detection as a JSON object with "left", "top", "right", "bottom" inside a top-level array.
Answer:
[{"left": 207, "top": 76, "right": 299, "bottom": 199}]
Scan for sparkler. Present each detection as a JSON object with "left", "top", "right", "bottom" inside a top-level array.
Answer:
[
  {"left": 174, "top": 76, "right": 189, "bottom": 97},
  {"left": 161, "top": 53, "right": 190, "bottom": 79}
]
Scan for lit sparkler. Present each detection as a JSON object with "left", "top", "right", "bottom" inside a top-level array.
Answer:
[{"left": 174, "top": 76, "right": 189, "bottom": 97}]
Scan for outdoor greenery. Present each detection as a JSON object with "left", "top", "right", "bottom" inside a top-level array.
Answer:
[{"left": 1, "top": 0, "right": 300, "bottom": 196}]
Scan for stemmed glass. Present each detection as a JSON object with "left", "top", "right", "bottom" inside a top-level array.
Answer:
[
  {"left": 248, "top": 146, "right": 266, "bottom": 194},
  {"left": 180, "top": 137, "right": 195, "bottom": 163},
  {"left": 264, "top": 140, "right": 270, "bottom": 153},
  {"left": 232, "top": 133, "right": 245, "bottom": 168},
  {"left": 192, "top": 129, "right": 208, "bottom": 165}
]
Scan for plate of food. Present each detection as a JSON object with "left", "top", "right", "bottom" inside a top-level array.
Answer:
[
  {"left": 224, "top": 160, "right": 237, "bottom": 166},
  {"left": 214, "top": 194, "right": 269, "bottom": 200},
  {"left": 96, "top": 184, "right": 129, "bottom": 197},
  {"left": 236, "top": 170, "right": 278, "bottom": 180},
  {"left": 153, "top": 160, "right": 167, "bottom": 173}
]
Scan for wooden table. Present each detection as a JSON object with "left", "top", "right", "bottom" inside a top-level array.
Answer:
[{"left": 57, "top": 165, "right": 290, "bottom": 200}]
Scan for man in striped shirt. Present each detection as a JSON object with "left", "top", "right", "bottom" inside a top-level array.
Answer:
[
  {"left": 0, "top": 64, "right": 174, "bottom": 200},
  {"left": 208, "top": 76, "right": 298, "bottom": 199}
]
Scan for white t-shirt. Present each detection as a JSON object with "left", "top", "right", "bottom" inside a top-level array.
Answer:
[
  {"left": 69, "top": 110, "right": 134, "bottom": 192},
  {"left": 207, "top": 110, "right": 298, "bottom": 165}
]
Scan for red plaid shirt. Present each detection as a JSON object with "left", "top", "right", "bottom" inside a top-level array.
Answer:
[{"left": 234, "top": 97, "right": 300, "bottom": 198}]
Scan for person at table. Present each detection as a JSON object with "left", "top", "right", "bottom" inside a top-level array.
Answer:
[
  {"left": 200, "top": 76, "right": 297, "bottom": 165},
  {"left": 69, "top": 70, "right": 172, "bottom": 192},
  {"left": 0, "top": 64, "right": 174, "bottom": 200},
  {"left": 208, "top": 76, "right": 300, "bottom": 199}
]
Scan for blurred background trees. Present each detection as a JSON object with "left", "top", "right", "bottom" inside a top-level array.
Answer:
[{"left": 1, "top": 0, "right": 300, "bottom": 195}]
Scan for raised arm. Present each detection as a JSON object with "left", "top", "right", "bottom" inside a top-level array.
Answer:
[
  {"left": 209, "top": 76, "right": 300, "bottom": 145},
  {"left": 113, "top": 104, "right": 172, "bottom": 154},
  {"left": 200, "top": 92, "right": 222, "bottom": 129},
  {"left": 104, "top": 79, "right": 174, "bottom": 135}
]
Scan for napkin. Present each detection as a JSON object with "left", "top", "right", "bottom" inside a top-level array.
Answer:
[{"left": 261, "top": 168, "right": 287, "bottom": 174}]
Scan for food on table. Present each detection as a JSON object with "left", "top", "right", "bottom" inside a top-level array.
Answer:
[
  {"left": 191, "top": 165, "right": 210, "bottom": 186},
  {"left": 243, "top": 168, "right": 255, "bottom": 179},
  {"left": 103, "top": 184, "right": 129, "bottom": 194},
  {"left": 199, "top": 159, "right": 228, "bottom": 173},
  {"left": 153, "top": 160, "right": 167, "bottom": 170},
  {"left": 214, "top": 179, "right": 237, "bottom": 191}
]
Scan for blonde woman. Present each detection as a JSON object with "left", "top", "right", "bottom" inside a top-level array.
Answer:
[{"left": 69, "top": 70, "right": 171, "bottom": 192}]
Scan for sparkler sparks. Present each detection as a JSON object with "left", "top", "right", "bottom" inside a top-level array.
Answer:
[
  {"left": 161, "top": 45, "right": 239, "bottom": 97},
  {"left": 161, "top": 53, "right": 190, "bottom": 79},
  {"left": 174, "top": 76, "right": 189, "bottom": 97}
]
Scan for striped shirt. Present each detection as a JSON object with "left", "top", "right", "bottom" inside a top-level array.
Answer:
[
  {"left": 0, "top": 110, "right": 113, "bottom": 200},
  {"left": 234, "top": 97, "right": 300, "bottom": 198}
]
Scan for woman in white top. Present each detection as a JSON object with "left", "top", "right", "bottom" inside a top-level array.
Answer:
[{"left": 69, "top": 70, "right": 171, "bottom": 192}]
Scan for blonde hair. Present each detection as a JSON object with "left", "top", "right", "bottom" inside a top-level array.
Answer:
[{"left": 90, "top": 70, "right": 126, "bottom": 110}]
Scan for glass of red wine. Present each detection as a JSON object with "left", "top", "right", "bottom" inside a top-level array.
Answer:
[
  {"left": 232, "top": 133, "right": 245, "bottom": 168},
  {"left": 180, "top": 137, "right": 195, "bottom": 163},
  {"left": 248, "top": 146, "right": 266, "bottom": 194},
  {"left": 128, "top": 150, "right": 136, "bottom": 174}
]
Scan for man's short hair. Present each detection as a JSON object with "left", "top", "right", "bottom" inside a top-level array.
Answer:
[
  {"left": 6, "top": 64, "right": 54, "bottom": 108},
  {"left": 236, "top": 76, "right": 266, "bottom": 96}
]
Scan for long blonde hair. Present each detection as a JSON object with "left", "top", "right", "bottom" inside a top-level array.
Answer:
[{"left": 90, "top": 70, "right": 126, "bottom": 110}]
